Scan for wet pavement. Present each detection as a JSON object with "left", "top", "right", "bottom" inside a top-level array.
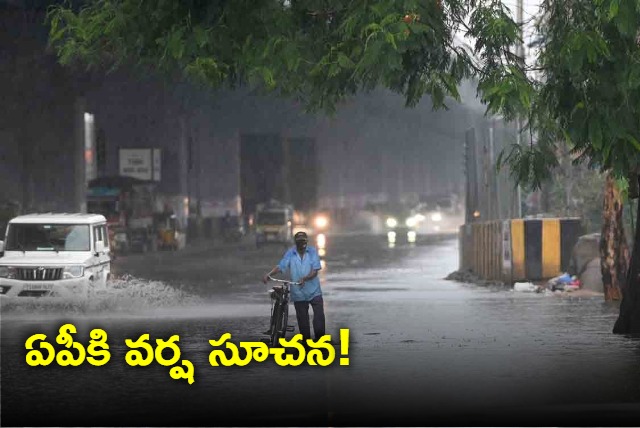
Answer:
[{"left": 3, "top": 235, "right": 640, "bottom": 425}]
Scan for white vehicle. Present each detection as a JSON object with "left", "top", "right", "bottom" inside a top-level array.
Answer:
[
  {"left": 0, "top": 213, "right": 111, "bottom": 298},
  {"left": 412, "top": 194, "right": 464, "bottom": 234},
  {"left": 255, "top": 201, "right": 294, "bottom": 248}
]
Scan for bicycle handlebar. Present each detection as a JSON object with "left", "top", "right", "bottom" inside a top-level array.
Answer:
[{"left": 268, "top": 275, "right": 302, "bottom": 286}]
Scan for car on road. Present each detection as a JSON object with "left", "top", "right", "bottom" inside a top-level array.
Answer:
[
  {"left": 254, "top": 201, "right": 294, "bottom": 248},
  {"left": 413, "top": 193, "right": 463, "bottom": 234},
  {"left": 380, "top": 205, "right": 419, "bottom": 243},
  {"left": 0, "top": 213, "right": 111, "bottom": 298}
]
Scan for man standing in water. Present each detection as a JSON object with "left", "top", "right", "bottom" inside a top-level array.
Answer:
[{"left": 262, "top": 231, "right": 325, "bottom": 340}]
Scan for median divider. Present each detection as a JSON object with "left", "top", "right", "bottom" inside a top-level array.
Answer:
[{"left": 459, "top": 218, "right": 582, "bottom": 283}]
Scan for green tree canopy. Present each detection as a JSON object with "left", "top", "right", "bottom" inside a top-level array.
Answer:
[
  {"left": 48, "top": 0, "right": 531, "bottom": 114},
  {"left": 48, "top": 0, "right": 640, "bottom": 186},
  {"left": 499, "top": 0, "right": 640, "bottom": 188}
]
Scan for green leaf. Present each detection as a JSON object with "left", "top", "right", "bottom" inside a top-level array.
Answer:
[
  {"left": 193, "top": 26, "right": 208, "bottom": 48},
  {"left": 518, "top": 87, "right": 531, "bottom": 109},
  {"left": 327, "top": 62, "right": 341, "bottom": 77},
  {"left": 167, "top": 29, "right": 184, "bottom": 60},
  {"left": 384, "top": 32, "right": 398, "bottom": 50},
  {"left": 628, "top": 67, "right": 640, "bottom": 89},
  {"left": 363, "top": 22, "right": 383, "bottom": 36},
  {"left": 337, "top": 52, "right": 355, "bottom": 68},
  {"left": 585, "top": 43, "right": 597, "bottom": 63},
  {"left": 409, "top": 23, "right": 431, "bottom": 34},
  {"left": 625, "top": 134, "right": 640, "bottom": 151},
  {"left": 609, "top": 0, "right": 620, "bottom": 19},
  {"left": 602, "top": 140, "right": 612, "bottom": 164},
  {"left": 589, "top": 118, "right": 603, "bottom": 149},
  {"left": 614, "top": 0, "right": 636, "bottom": 35},
  {"left": 570, "top": 102, "right": 585, "bottom": 117}
]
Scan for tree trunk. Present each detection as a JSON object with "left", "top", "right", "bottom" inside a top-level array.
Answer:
[
  {"left": 613, "top": 173, "right": 640, "bottom": 334},
  {"left": 601, "top": 173, "right": 628, "bottom": 302}
]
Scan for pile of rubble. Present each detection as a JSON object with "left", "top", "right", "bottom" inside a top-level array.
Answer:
[
  {"left": 446, "top": 270, "right": 587, "bottom": 295},
  {"left": 445, "top": 269, "right": 506, "bottom": 287}
]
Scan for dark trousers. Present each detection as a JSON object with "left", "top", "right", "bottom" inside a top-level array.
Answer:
[{"left": 294, "top": 296, "right": 325, "bottom": 340}]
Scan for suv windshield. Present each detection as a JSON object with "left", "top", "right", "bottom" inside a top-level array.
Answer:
[
  {"left": 256, "top": 212, "right": 286, "bottom": 225},
  {"left": 6, "top": 224, "right": 91, "bottom": 251}
]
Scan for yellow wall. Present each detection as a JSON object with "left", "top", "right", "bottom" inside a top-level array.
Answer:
[
  {"left": 511, "top": 219, "right": 525, "bottom": 280},
  {"left": 542, "top": 219, "right": 561, "bottom": 278}
]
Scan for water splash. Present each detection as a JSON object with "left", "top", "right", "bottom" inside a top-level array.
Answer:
[{"left": 0, "top": 275, "right": 202, "bottom": 316}]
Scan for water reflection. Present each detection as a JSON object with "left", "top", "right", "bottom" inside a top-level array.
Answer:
[
  {"left": 317, "top": 233, "right": 327, "bottom": 267},
  {"left": 316, "top": 233, "right": 326, "bottom": 249},
  {"left": 387, "top": 231, "right": 396, "bottom": 248}
]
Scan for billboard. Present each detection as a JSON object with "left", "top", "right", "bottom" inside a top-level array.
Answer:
[{"left": 119, "top": 148, "right": 161, "bottom": 181}]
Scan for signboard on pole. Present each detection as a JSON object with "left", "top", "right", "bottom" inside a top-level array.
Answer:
[{"left": 119, "top": 148, "right": 161, "bottom": 182}]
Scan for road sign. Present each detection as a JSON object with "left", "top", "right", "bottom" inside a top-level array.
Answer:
[{"left": 119, "top": 148, "right": 161, "bottom": 181}]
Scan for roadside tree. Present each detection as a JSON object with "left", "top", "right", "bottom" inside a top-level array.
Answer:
[
  {"left": 48, "top": 0, "right": 640, "bottom": 331},
  {"left": 498, "top": 0, "right": 640, "bottom": 330}
]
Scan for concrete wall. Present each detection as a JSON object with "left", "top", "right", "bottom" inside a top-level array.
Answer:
[{"left": 460, "top": 218, "right": 584, "bottom": 283}]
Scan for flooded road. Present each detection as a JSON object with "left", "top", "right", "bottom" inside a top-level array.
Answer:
[{"left": 3, "top": 235, "right": 640, "bottom": 425}]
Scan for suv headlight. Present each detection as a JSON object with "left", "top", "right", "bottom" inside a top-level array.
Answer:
[
  {"left": 63, "top": 266, "right": 84, "bottom": 279},
  {"left": 431, "top": 212, "right": 443, "bottom": 222},
  {"left": 386, "top": 217, "right": 398, "bottom": 228},
  {"left": 0, "top": 266, "right": 16, "bottom": 279}
]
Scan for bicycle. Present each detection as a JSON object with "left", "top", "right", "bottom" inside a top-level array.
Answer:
[{"left": 265, "top": 275, "right": 301, "bottom": 346}]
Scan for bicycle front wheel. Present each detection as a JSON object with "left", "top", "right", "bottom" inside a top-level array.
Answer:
[
  {"left": 282, "top": 303, "right": 289, "bottom": 339},
  {"left": 270, "top": 300, "right": 288, "bottom": 347}
]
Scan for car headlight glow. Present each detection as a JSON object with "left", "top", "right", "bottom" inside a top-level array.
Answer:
[
  {"left": 414, "top": 214, "right": 426, "bottom": 222},
  {"left": 386, "top": 217, "right": 398, "bottom": 228},
  {"left": 63, "top": 265, "right": 84, "bottom": 279},
  {"left": 0, "top": 266, "right": 16, "bottom": 279},
  {"left": 431, "top": 212, "right": 443, "bottom": 222},
  {"left": 405, "top": 217, "right": 417, "bottom": 227},
  {"left": 314, "top": 215, "right": 329, "bottom": 229}
]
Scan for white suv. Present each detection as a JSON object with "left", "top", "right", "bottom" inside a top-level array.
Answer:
[{"left": 0, "top": 213, "right": 111, "bottom": 298}]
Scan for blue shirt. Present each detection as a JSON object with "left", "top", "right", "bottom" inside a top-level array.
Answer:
[{"left": 278, "top": 246, "right": 322, "bottom": 302}]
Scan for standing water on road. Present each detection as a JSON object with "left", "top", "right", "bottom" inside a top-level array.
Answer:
[{"left": 2, "top": 236, "right": 640, "bottom": 425}]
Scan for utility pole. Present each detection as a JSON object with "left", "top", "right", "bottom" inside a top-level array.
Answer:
[
  {"left": 179, "top": 115, "right": 190, "bottom": 233},
  {"left": 489, "top": 123, "right": 498, "bottom": 220},
  {"left": 74, "top": 97, "right": 87, "bottom": 213},
  {"left": 492, "top": 120, "right": 503, "bottom": 219},
  {"left": 464, "top": 128, "right": 478, "bottom": 223},
  {"left": 195, "top": 134, "right": 201, "bottom": 219},
  {"left": 512, "top": 0, "right": 525, "bottom": 219},
  {"left": 483, "top": 135, "right": 491, "bottom": 220}
]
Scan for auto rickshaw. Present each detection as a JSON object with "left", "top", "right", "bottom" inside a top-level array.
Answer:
[{"left": 156, "top": 213, "right": 183, "bottom": 251}]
